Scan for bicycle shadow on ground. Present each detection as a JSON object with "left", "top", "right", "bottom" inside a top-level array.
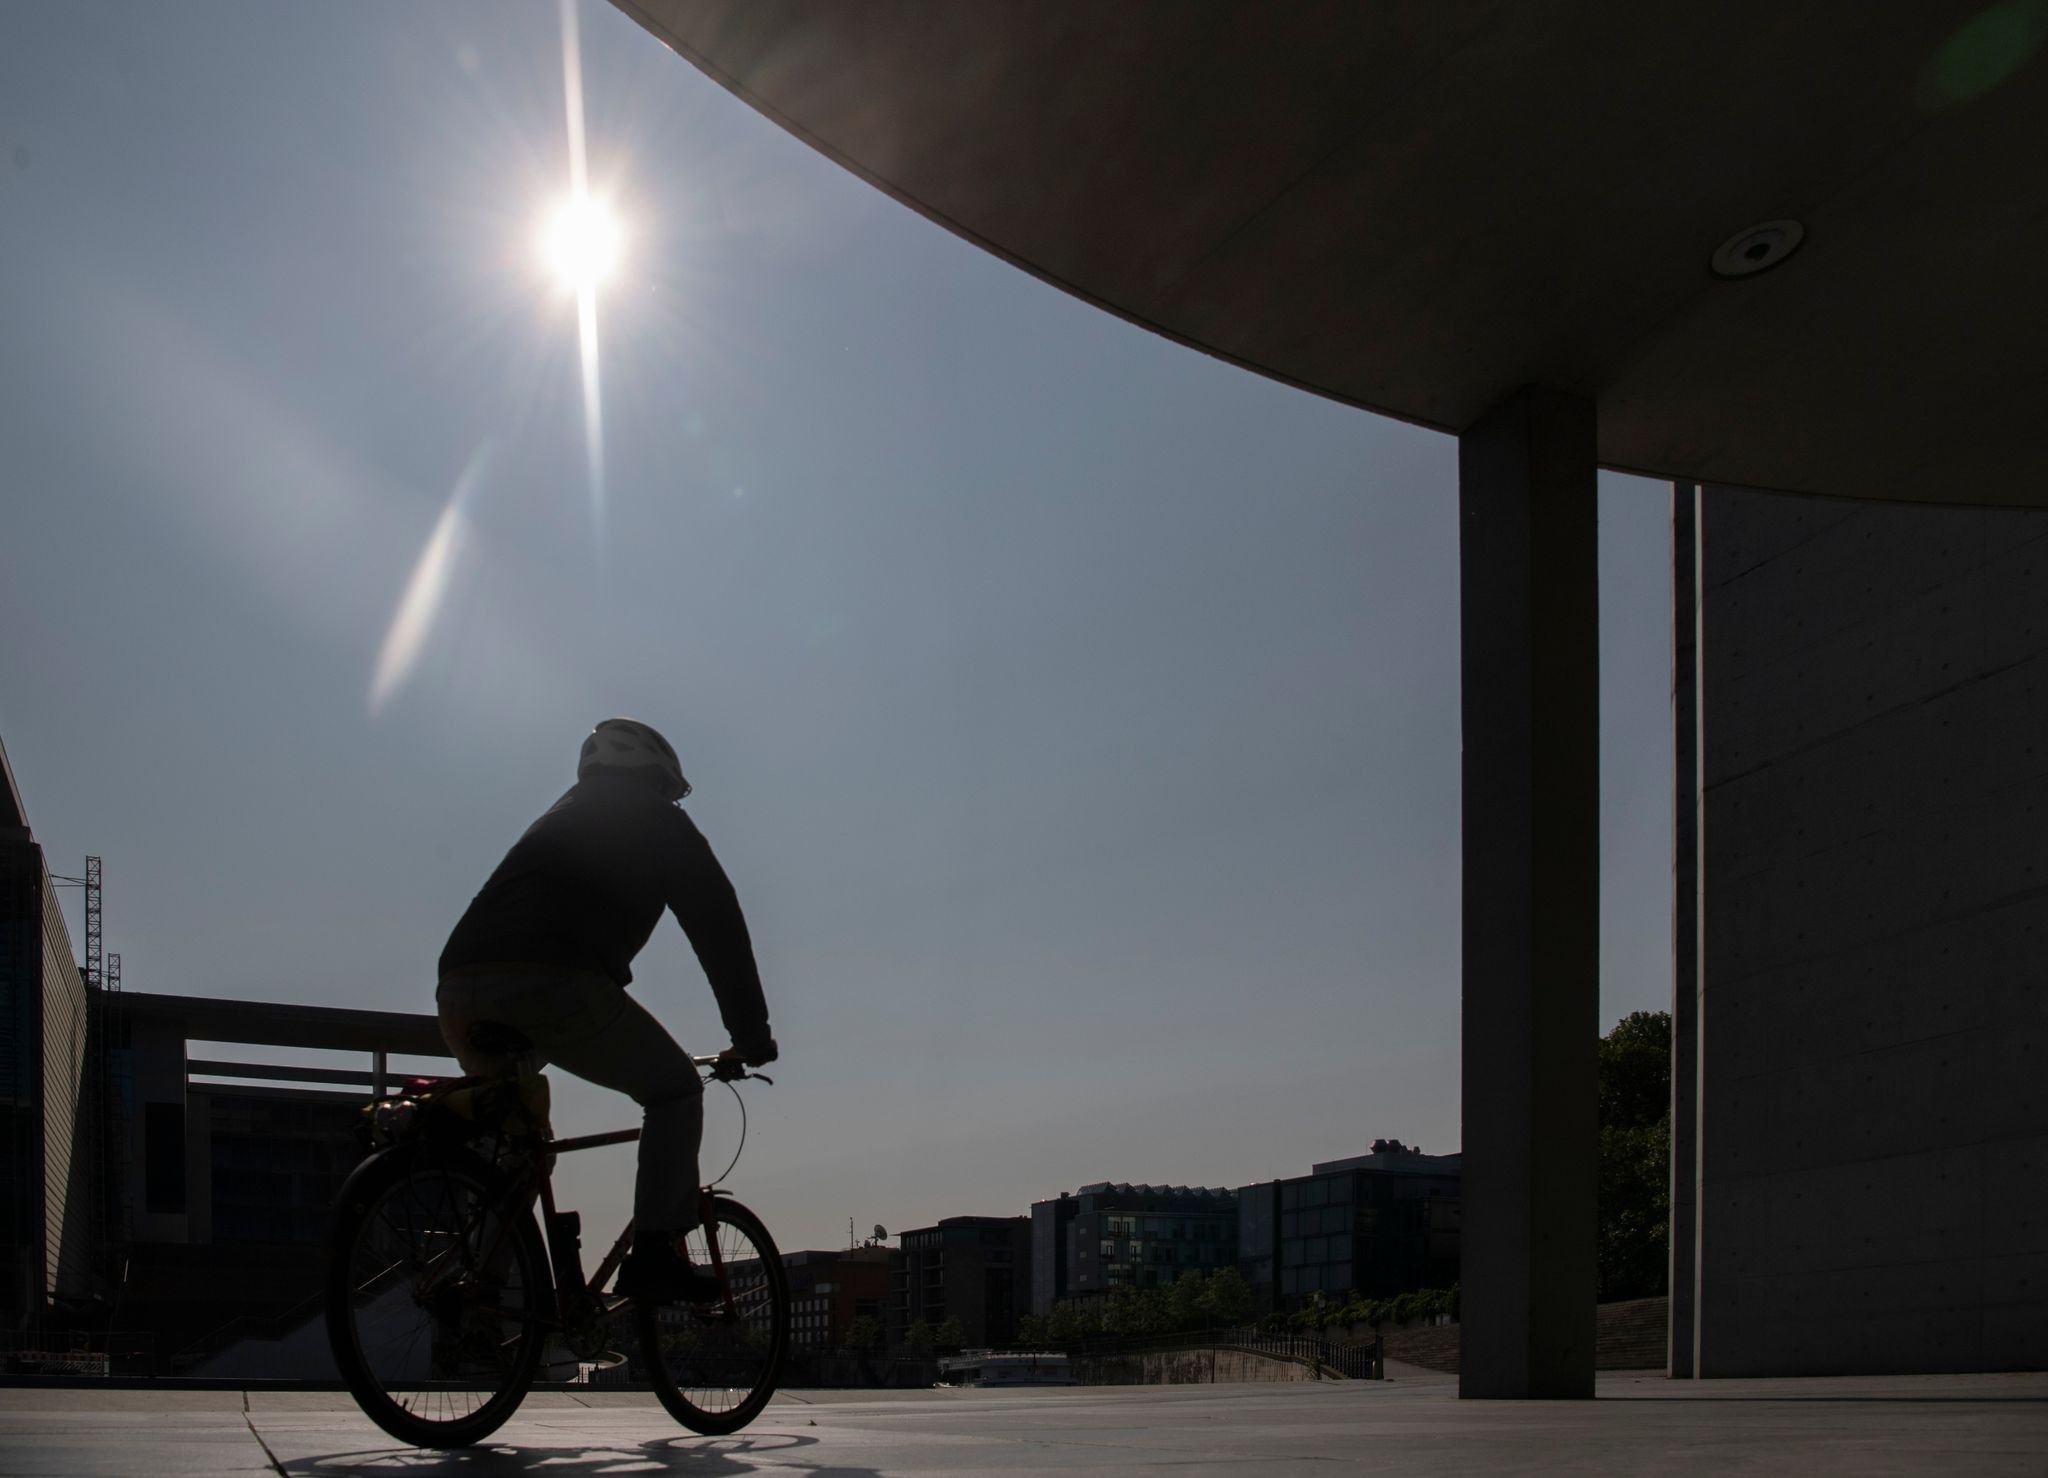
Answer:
[{"left": 279, "top": 1431, "right": 884, "bottom": 1477}]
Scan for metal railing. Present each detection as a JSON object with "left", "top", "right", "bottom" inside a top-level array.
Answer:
[
  {"left": 1, "top": 1332, "right": 157, "bottom": 1378},
  {"left": 1059, "top": 1324, "right": 1382, "bottom": 1379}
]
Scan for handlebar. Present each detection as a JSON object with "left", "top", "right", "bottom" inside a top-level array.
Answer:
[{"left": 692, "top": 1053, "right": 773, "bottom": 1085}]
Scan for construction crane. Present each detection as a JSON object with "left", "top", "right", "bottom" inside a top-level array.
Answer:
[
  {"left": 84, "top": 855, "right": 101, "bottom": 990},
  {"left": 49, "top": 855, "right": 104, "bottom": 989}
]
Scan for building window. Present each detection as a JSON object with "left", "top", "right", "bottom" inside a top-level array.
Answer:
[{"left": 144, "top": 1102, "right": 186, "bottom": 1214}]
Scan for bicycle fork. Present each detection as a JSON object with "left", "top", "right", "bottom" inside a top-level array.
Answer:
[
  {"left": 589, "top": 1193, "right": 739, "bottom": 1320},
  {"left": 695, "top": 1190, "right": 740, "bottom": 1321}
]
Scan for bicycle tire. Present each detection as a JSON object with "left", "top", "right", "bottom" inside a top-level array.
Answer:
[
  {"left": 325, "top": 1148, "right": 548, "bottom": 1448},
  {"left": 635, "top": 1196, "right": 789, "bottom": 1434}
]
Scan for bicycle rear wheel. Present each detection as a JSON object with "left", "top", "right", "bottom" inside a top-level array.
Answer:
[
  {"left": 325, "top": 1150, "right": 547, "bottom": 1447},
  {"left": 635, "top": 1196, "right": 789, "bottom": 1434}
]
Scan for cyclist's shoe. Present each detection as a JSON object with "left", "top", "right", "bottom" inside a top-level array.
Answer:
[{"left": 620, "top": 1240, "right": 723, "bottom": 1304}]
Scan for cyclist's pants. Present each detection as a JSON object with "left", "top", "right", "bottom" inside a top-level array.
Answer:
[{"left": 437, "top": 968, "right": 705, "bottom": 1233}]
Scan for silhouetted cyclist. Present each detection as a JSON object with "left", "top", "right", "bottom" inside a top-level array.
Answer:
[{"left": 437, "top": 717, "right": 777, "bottom": 1303}]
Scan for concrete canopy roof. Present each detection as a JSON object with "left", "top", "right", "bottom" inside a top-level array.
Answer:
[{"left": 613, "top": 1, "right": 2048, "bottom": 507}]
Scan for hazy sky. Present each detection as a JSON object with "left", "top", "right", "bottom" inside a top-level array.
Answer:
[{"left": 0, "top": 1, "right": 1672, "bottom": 1253}]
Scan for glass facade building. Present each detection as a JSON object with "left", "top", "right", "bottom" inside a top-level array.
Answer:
[
  {"left": 1239, "top": 1142, "right": 1461, "bottom": 1311},
  {"left": 1030, "top": 1183, "right": 1238, "bottom": 1314}
]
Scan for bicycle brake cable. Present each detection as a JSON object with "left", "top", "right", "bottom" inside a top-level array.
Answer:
[{"left": 705, "top": 1075, "right": 748, "bottom": 1187}]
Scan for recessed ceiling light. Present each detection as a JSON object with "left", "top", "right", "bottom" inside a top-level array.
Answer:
[{"left": 1711, "top": 219, "right": 1805, "bottom": 279}]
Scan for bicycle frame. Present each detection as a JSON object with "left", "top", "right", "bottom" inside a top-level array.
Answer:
[
  {"left": 368, "top": 1052, "right": 765, "bottom": 1347},
  {"left": 330, "top": 1053, "right": 780, "bottom": 1445},
  {"left": 511, "top": 1125, "right": 742, "bottom": 1335}
]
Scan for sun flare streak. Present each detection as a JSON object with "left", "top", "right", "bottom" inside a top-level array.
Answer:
[
  {"left": 368, "top": 441, "right": 494, "bottom": 716},
  {"left": 558, "top": 0, "right": 606, "bottom": 539},
  {"left": 577, "top": 281, "right": 605, "bottom": 527}
]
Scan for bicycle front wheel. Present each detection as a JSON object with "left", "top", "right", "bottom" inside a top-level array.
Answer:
[
  {"left": 635, "top": 1196, "right": 789, "bottom": 1434},
  {"left": 325, "top": 1150, "right": 548, "bottom": 1448}
]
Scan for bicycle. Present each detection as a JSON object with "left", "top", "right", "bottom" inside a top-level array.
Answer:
[{"left": 323, "top": 1037, "right": 788, "bottom": 1448}]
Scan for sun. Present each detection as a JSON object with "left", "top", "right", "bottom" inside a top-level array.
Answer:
[{"left": 542, "top": 194, "right": 622, "bottom": 293}]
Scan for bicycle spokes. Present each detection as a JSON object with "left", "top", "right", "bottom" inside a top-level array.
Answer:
[
  {"left": 634, "top": 1198, "right": 788, "bottom": 1435},
  {"left": 328, "top": 1158, "right": 547, "bottom": 1446}
]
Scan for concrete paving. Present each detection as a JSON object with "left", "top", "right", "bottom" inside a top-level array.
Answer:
[{"left": 3, "top": 1372, "right": 2045, "bottom": 1476}]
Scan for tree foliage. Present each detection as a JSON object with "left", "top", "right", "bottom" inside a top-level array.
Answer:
[
  {"left": 904, "top": 1318, "right": 935, "bottom": 1353},
  {"left": 1037, "top": 1267, "right": 1260, "bottom": 1344},
  {"left": 1295, "top": 1284, "right": 1459, "bottom": 1331},
  {"left": 1599, "top": 1009, "right": 1671, "bottom": 1301},
  {"left": 845, "top": 1314, "right": 881, "bottom": 1351}
]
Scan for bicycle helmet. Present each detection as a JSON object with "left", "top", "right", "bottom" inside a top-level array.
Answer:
[{"left": 578, "top": 718, "right": 690, "bottom": 801}]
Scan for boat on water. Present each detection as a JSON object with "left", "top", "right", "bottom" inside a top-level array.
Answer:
[{"left": 935, "top": 1351, "right": 1076, "bottom": 1387}]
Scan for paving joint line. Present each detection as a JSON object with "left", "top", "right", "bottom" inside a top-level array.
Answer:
[{"left": 241, "top": 1391, "right": 287, "bottom": 1477}]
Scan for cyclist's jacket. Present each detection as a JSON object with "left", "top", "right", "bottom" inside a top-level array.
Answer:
[{"left": 439, "top": 773, "right": 772, "bottom": 1056}]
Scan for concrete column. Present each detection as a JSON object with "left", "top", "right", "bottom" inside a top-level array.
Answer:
[
  {"left": 1458, "top": 386, "right": 1599, "bottom": 1399},
  {"left": 1667, "top": 484, "right": 1700, "bottom": 1377}
]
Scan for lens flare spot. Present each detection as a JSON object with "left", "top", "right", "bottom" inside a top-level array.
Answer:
[
  {"left": 368, "top": 442, "right": 494, "bottom": 716},
  {"left": 1919, "top": 0, "right": 2048, "bottom": 109}
]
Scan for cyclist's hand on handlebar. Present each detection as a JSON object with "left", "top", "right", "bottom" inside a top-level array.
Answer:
[{"left": 710, "top": 1038, "right": 776, "bottom": 1081}]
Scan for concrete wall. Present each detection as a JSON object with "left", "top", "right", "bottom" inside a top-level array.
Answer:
[{"left": 1689, "top": 487, "right": 2048, "bottom": 1375}]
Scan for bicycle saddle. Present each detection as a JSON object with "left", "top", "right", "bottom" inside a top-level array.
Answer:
[{"left": 466, "top": 1020, "right": 536, "bottom": 1057}]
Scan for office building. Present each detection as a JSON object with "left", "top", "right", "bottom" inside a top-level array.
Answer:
[
  {"left": 0, "top": 736, "right": 93, "bottom": 1330},
  {"left": 109, "top": 991, "right": 449, "bottom": 1371},
  {"left": 892, "top": 1216, "right": 1030, "bottom": 1349},
  {"left": 1239, "top": 1141, "right": 1460, "bottom": 1311},
  {"left": 1030, "top": 1183, "right": 1238, "bottom": 1315},
  {"left": 782, "top": 1246, "right": 892, "bottom": 1352}
]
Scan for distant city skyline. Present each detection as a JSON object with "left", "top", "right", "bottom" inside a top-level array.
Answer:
[{"left": 0, "top": 0, "right": 1674, "bottom": 1255}]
